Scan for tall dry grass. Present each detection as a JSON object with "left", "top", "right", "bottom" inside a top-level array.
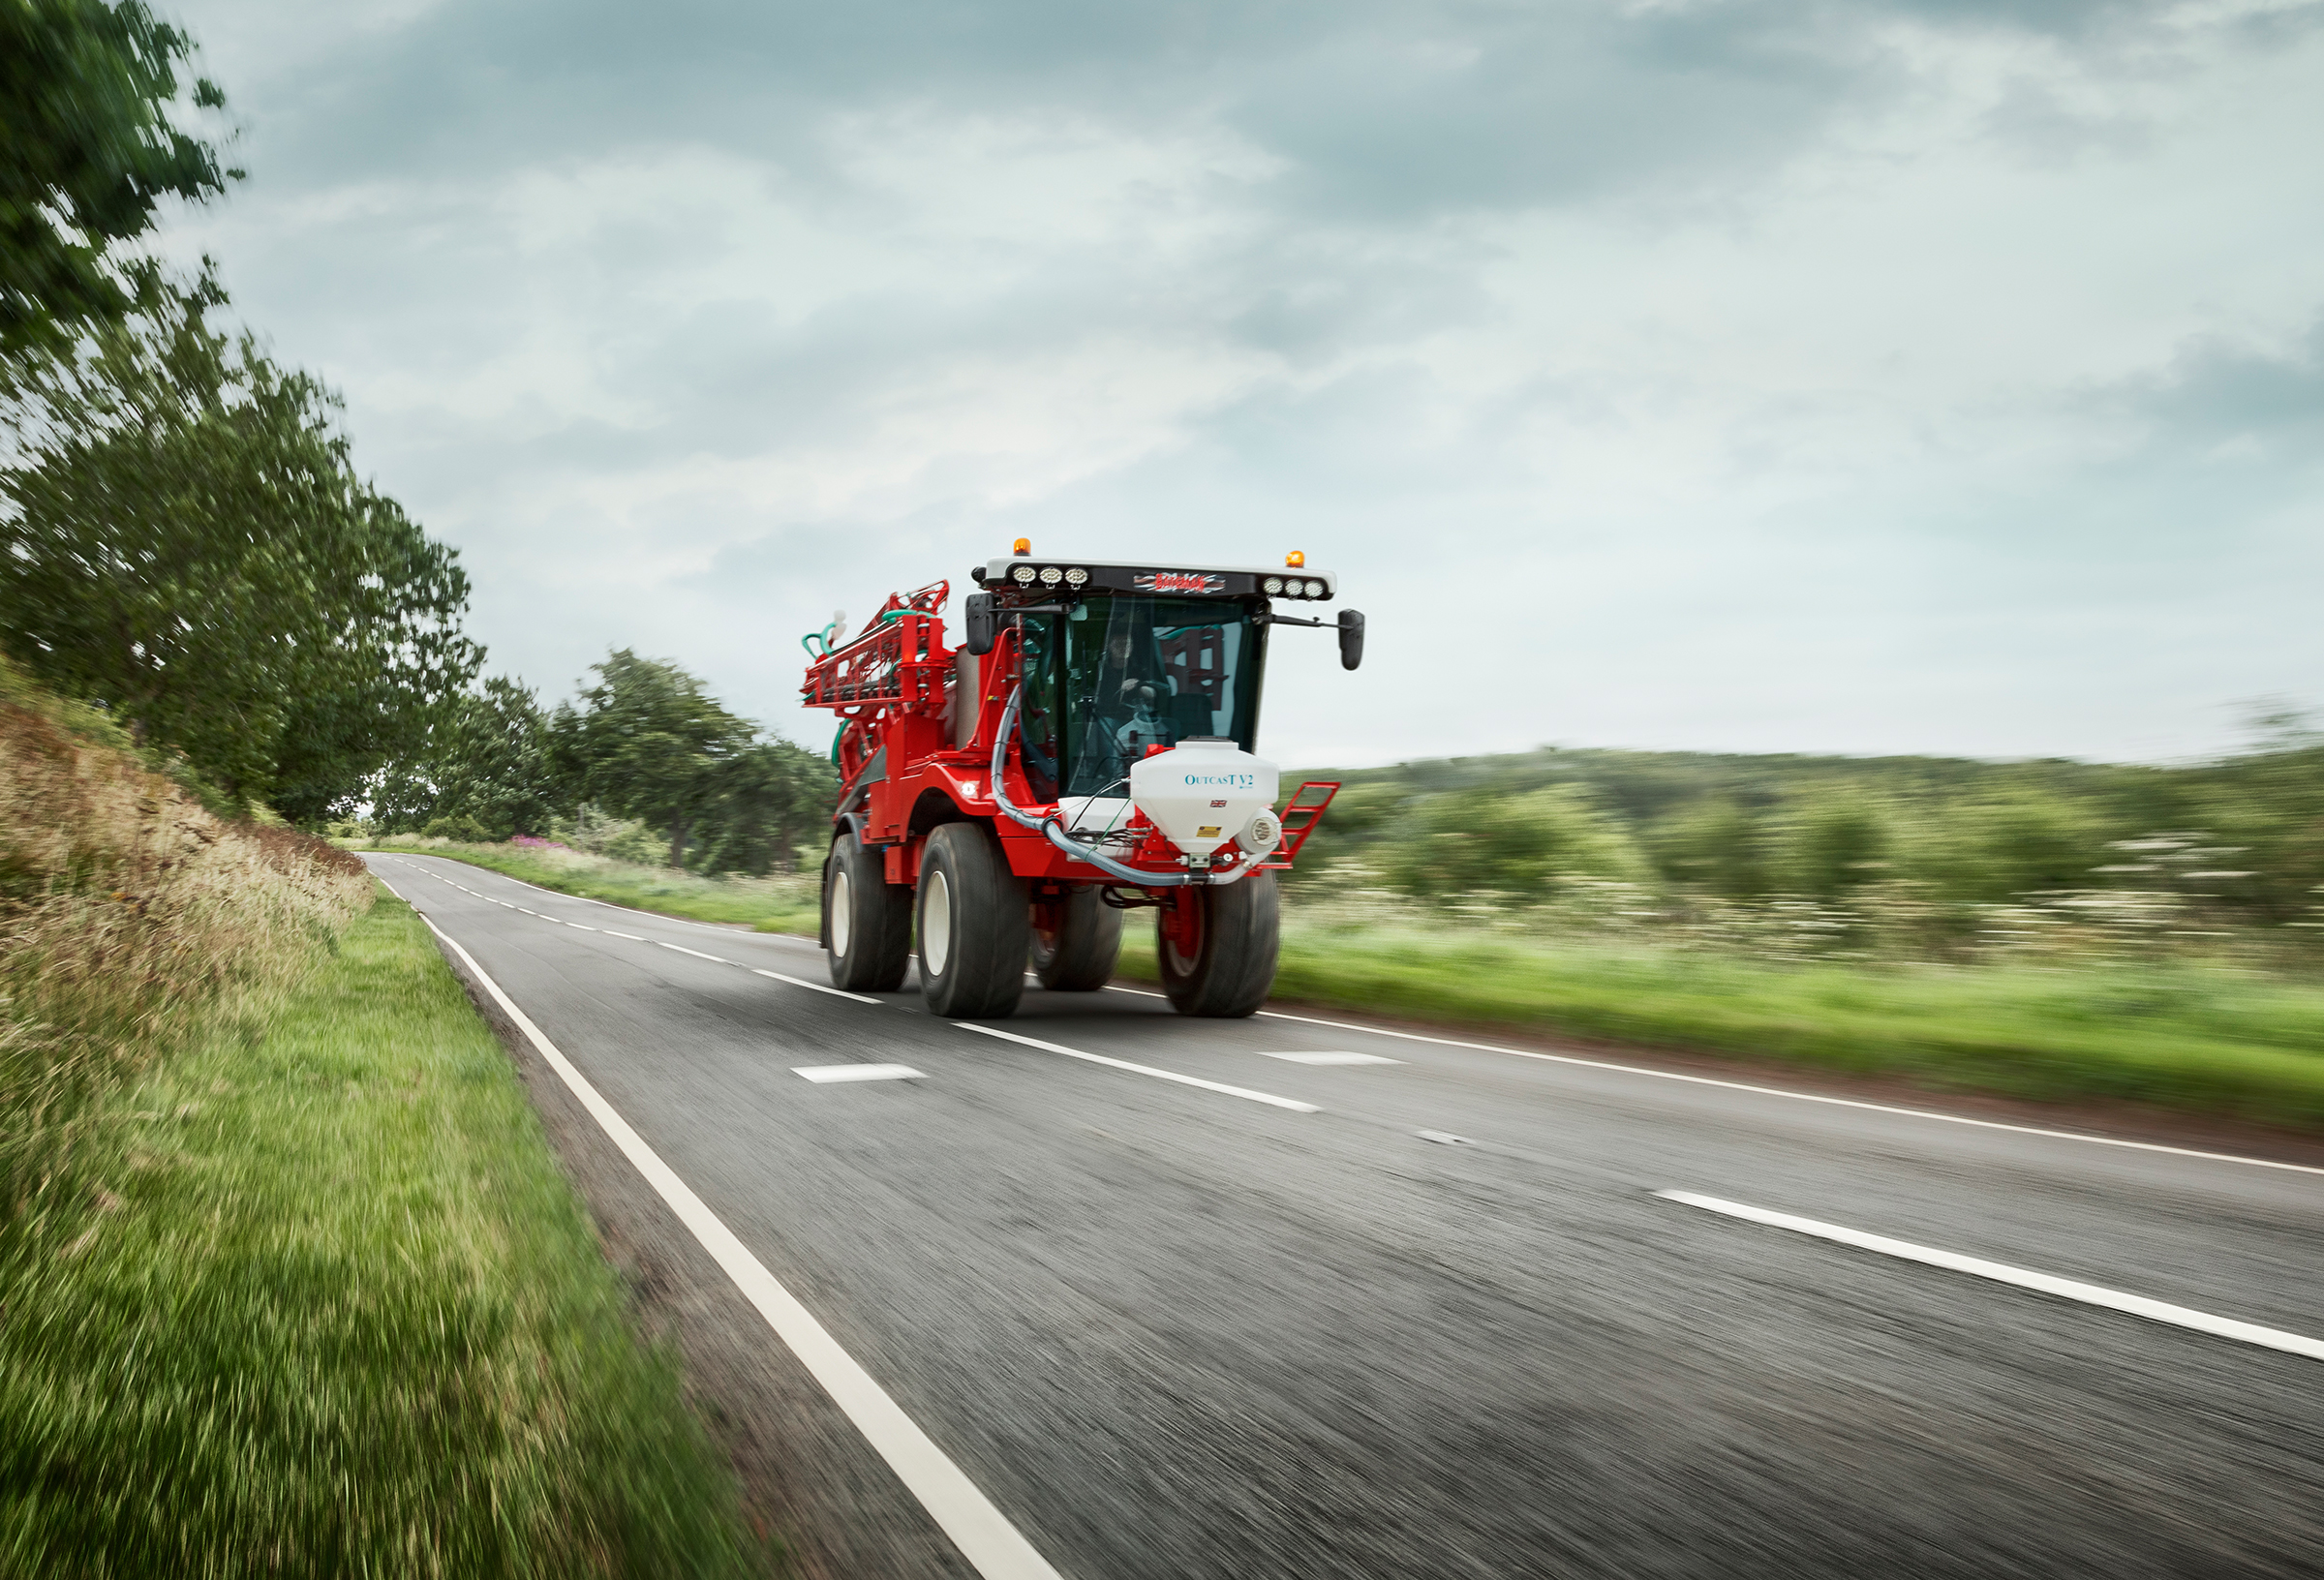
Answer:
[{"left": 0, "top": 691, "right": 372, "bottom": 1213}]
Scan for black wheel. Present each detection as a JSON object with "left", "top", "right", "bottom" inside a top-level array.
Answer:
[
  {"left": 1029, "top": 885, "right": 1122, "bottom": 991},
  {"left": 824, "top": 831, "right": 910, "bottom": 992},
  {"left": 917, "top": 822, "right": 1028, "bottom": 1018},
  {"left": 1155, "top": 870, "right": 1279, "bottom": 1018}
]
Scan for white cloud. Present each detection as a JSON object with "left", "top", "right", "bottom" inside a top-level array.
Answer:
[{"left": 155, "top": 0, "right": 2324, "bottom": 765}]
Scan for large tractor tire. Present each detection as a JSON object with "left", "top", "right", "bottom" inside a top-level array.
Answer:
[
  {"left": 1028, "top": 884, "right": 1122, "bottom": 991},
  {"left": 917, "top": 822, "right": 1029, "bottom": 1018},
  {"left": 824, "top": 831, "right": 911, "bottom": 992},
  {"left": 1156, "top": 869, "right": 1279, "bottom": 1018}
]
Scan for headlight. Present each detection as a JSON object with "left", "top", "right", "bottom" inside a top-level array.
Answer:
[
  {"left": 1304, "top": 579, "right": 1325, "bottom": 597},
  {"left": 1064, "top": 566, "right": 1088, "bottom": 586},
  {"left": 1263, "top": 576, "right": 1283, "bottom": 594},
  {"left": 1039, "top": 565, "right": 1062, "bottom": 586},
  {"left": 1012, "top": 564, "right": 1036, "bottom": 585}
]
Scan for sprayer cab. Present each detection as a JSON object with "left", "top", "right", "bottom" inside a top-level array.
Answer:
[{"left": 799, "top": 551, "right": 1360, "bottom": 1020}]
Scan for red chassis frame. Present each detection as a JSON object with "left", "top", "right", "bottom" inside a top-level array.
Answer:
[{"left": 801, "top": 582, "right": 1338, "bottom": 898}]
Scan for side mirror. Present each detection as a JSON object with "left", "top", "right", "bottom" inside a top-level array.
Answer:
[
  {"left": 1337, "top": 609, "right": 1364, "bottom": 671},
  {"left": 963, "top": 592, "right": 997, "bottom": 656}
]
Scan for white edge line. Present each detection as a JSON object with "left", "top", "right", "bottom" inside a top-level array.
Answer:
[
  {"left": 1197, "top": 999, "right": 2324, "bottom": 1178},
  {"left": 752, "top": 967, "right": 883, "bottom": 1004},
  {"left": 1656, "top": 1190, "right": 2324, "bottom": 1362},
  {"left": 955, "top": 1022, "right": 1320, "bottom": 1113},
  {"left": 600, "top": 929, "right": 646, "bottom": 942},
  {"left": 656, "top": 940, "right": 731, "bottom": 963},
  {"left": 415, "top": 913, "right": 1069, "bottom": 1580}
]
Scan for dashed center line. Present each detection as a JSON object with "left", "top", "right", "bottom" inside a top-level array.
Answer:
[
  {"left": 795, "top": 1064, "right": 928, "bottom": 1083},
  {"left": 1260, "top": 1050, "right": 1403, "bottom": 1066},
  {"left": 1659, "top": 1190, "right": 2324, "bottom": 1362},
  {"left": 956, "top": 1022, "right": 1320, "bottom": 1113},
  {"left": 656, "top": 940, "right": 730, "bottom": 963},
  {"left": 751, "top": 967, "right": 882, "bottom": 1005}
]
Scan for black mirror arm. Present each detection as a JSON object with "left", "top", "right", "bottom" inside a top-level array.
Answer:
[{"left": 1256, "top": 608, "right": 1364, "bottom": 669}]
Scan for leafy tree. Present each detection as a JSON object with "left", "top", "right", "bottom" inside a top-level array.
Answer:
[
  {"left": 687, "top": 739, "right": 834, "bottom": 875},
  {"left": 1895, "top": 790, "right": 2112, "bottom": 906},
  {"left": 1390, "top": 783, "right": 1652, "bottom": 898},
  {"left": 2, "top": 0, "right": 237, "bottom": 349},
  {"left": 1647, "top": 798, "right": 1767, "bottom": 897},
  {"left": 1767, "top": 789, "right": 1892, "bottom": 896},
  {"left": 0, "top": 280, "right": 479, "bottom": 815},
  {"left": 553, "top": 651, "right": 758, "bottom": 867},
  {"left": 550, "top": 652, "right": 835, "bottom": 872},
  {"left": 370, "top": 676, "right": 560, "bottom": 839}
]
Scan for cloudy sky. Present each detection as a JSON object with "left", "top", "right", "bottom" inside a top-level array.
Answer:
[{"left": 156, "top": 0, "right": 2323, "bottom": 768}]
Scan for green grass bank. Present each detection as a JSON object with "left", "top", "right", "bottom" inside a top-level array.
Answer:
[{"left": 0, "top": 888, "right": 766, "bottom": 1576}]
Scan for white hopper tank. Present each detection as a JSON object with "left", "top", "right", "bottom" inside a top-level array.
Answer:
[{"left": 1128, "top": 738, "right": 1280, "bottom": 859}]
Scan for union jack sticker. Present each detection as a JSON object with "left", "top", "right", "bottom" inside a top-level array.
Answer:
[{"left": 1134, "top": 570, "right": 1227, "bottom": 594}]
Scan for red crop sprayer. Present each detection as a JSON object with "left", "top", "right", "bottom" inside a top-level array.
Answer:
[{"left": 800, "top": 544, "right": 1362, "bottom": 1018}]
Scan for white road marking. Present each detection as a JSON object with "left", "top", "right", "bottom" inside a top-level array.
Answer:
[
  {"left": 566, "top": 923, "right": 596, "bottom": 930},
  {"left": 413, "top": 916, "right": 1069, "bottom": 1580},
  {"left": 752, "top": 967, "right": 883, "bottom": 1004},
  {"left": 600, "top": 930, "right": 646, "bottom": 941},
  {"left": 956, "top": 1023, "right": 1320, "bottom": 1113},
  {"left": 1658, "top": 1190, "right": 2324, "bottom": 1362},
  {"left": 795, "top": 1064, "right": 928, "bottom": 1083},
  {"left": 1158, "top": 997, "right": 2324, "bottom": 1179},
  {"left": 1259, "top": 1050, "right": 1403, "bottom": 1066},
  {"left": 1417, "top": 1130, "right": 1472, "bottom": 1145},
  {"left": 656, "top": 940, "right": 731, "bottom": 963}
]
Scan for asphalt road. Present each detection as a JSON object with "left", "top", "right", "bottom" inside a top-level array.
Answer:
[{"left": 366, "top": 852, "right": 2324, "bottom": 1579}]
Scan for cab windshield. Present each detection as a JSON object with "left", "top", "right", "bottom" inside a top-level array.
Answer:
[{"left": 1017, "top": 594, "right": 1265, "bottom": 803}]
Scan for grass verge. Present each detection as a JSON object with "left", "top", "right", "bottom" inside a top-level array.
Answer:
[
  {"left": 362, "top": 837, "right": 821, "bottom": 936},
  {"left": 1120, "top": 922, "right": 2324, "bottom": 1131},
  {"left": 0, "top": 889, "right": 766, "bottom": 1577}
]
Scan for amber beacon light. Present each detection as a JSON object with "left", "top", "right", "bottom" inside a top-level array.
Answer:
[{"left": 1285, "top": 551, "right": 1305, "bottom": 568}]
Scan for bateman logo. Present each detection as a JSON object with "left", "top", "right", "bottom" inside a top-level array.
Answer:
[{"left": 1134, "top": 570, "right": 1226, "bottom": 594}]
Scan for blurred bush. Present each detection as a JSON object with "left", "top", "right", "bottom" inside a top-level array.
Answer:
[{"left": 1285, "top": 729, "right": 2324, "bottom": 971}]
